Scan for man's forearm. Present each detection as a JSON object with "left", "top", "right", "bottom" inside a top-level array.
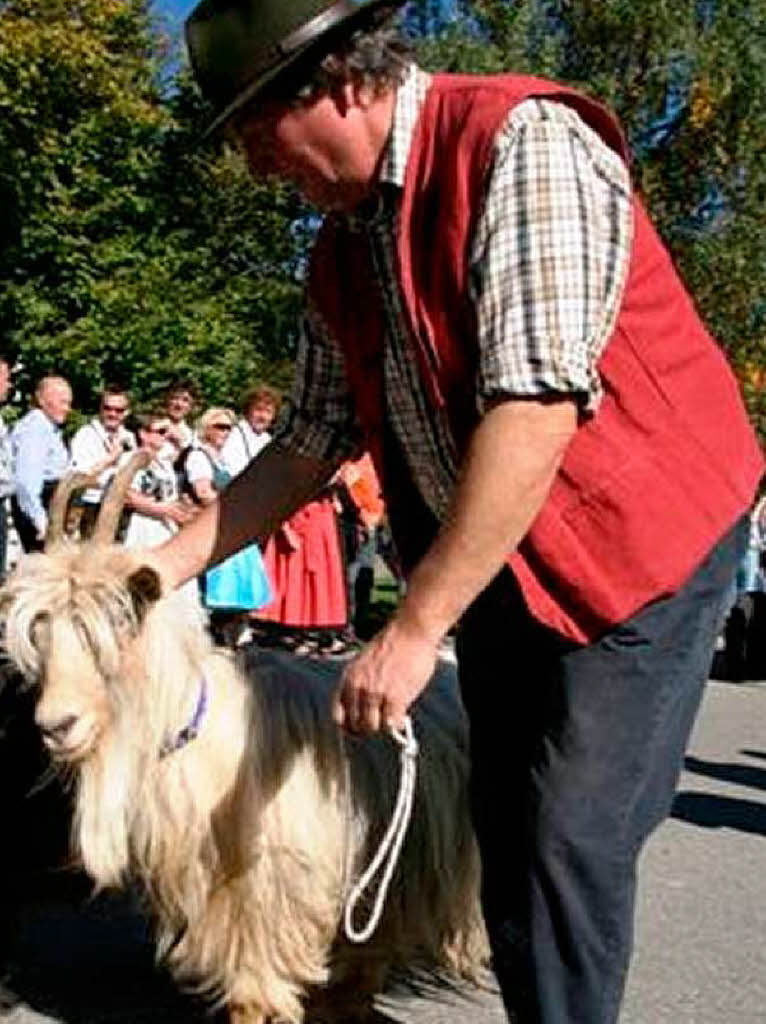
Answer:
[
  {"left": 154, "top": 443, "right": 336, "bottom": 588},
  {"left": 394, "top": 397, "right": 578, "bottom": 642}
]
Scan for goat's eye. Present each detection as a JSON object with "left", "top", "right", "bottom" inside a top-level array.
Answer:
[{"left": 30, "top": 613, "right": 51, "bottom": 655}]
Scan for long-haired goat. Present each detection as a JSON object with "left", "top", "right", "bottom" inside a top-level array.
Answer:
[{"left": 0, "top": 455, "right": 487, "bottom": 1023}]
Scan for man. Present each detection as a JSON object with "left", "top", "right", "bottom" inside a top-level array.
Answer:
[
  {"left": 10, "top": 375, "right": 72, "bottom": 551},
  {"left": 221, "top": 383, "right": 280, "bottom": 475},
  {"left": 149, "top": 2, "right": 764, "bottom": 1021},
  {"left": 0, "top": 357, "right": 14, "bottom": 579},
  {"left": 163, "top": 379, "right": 198, "bottom": 456},
  {"left": 68, "top": 383, "right": 136, "bottom": 537}
]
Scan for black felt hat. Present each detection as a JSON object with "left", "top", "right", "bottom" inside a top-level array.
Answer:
[{"left": 186, "top": 0, "right": 406, "bottom": 136}]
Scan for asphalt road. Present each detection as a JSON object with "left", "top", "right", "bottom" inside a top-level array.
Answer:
[{"left": 2, "top": 677, "right": 765, "bottom": 1024}]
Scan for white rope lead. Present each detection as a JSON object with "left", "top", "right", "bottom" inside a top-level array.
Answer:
[{"left": 343, "top": 715, "right": 419, "bottom": 944}]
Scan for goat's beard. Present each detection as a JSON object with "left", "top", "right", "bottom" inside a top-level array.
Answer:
[{"left": 73, "top": 687, "right": 146, "bottom": 887}]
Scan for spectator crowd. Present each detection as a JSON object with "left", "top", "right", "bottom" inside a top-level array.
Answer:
[{"left": 0, "top": 362, "right": 392, "bottom": 657}]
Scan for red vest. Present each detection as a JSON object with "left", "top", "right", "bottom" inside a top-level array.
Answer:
[{"left": 309, "top": 73, "right": 763, "bottom": 642}]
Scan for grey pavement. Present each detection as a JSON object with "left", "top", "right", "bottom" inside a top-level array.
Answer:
[{"left": 3, "top": 679, "right": 765, "bottom": 1024}]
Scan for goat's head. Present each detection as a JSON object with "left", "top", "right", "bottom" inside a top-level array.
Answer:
[{"left": 0, "top": 451, "right": 163, "bottom": 763}]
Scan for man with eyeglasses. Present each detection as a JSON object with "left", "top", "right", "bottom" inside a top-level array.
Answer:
[{"left": 69, "top": 383, "right": 137, "bottom": 537}]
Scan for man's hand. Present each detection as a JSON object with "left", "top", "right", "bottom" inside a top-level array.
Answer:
[
  {"left": 331, "top": 397, "right": 577, "bottom": 738},
  {"left": 104, "top": 436, "right": 124, "bottom": 465},
  {"left": 163, "top": 501, "right": 195, "bottom": 526},
  {"left": 332, "top": 618, "right": 439, "bottom": 734}
]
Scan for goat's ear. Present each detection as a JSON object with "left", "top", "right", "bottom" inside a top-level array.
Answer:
[{"left": 126, "top": 566, "right": 163, "bottom": 621}]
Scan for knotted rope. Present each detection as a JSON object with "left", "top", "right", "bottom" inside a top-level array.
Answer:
[{"left": 343, "top": 715, "right": 419, "bottom": 944}]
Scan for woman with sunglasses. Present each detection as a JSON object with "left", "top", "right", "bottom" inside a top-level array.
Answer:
[
  {"left": 120, "top": 411, "right": 194, "bottom": 550},
  {"left": 180, "top": 407, "right": 236, "bottom": 505}
]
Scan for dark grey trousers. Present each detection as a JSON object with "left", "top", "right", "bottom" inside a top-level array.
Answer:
[{"left": 456, "top": 519, "right": 744, "bottom": 1024}]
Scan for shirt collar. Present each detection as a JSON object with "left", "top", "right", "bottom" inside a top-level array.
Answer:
[
  {"left": 92, "top": 418, "right": 109, "bottom": 440},
  {"left": 33, "top": 407, "right": 60, "bottom": 432},
  {"left": 93, "top": 417, "right": 130, "bottom": 443},
  {"left": 341, "top": 64, "right": 431, "bottom": 230},
  {"left": 377, "top": 63, "right": 432, "bottom": 190}
]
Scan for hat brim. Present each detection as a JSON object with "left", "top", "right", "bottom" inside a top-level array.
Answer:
[{"left": 197, "top": 0, "right": 406, "bottom": 139}]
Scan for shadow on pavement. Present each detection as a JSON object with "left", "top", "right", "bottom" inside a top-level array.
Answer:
[
  {"left": 671, "top": 791, "right": 766, "bottom": 836},
  {"left": 740, "top": 749, "right": 766, "bottom": 762},
  {"left": 5, "top": 883, "right": 407, "bottom": 1024},
  {"left": 5, "top": 888, "right": 220, "bottom": 1024},
  {"left": 684, "top": 755, "right": 766, "bottom": 792}
]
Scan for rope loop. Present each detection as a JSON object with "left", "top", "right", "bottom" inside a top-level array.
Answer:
[{"left": 343, "top": 715, "right": 418, "bottom": 944}]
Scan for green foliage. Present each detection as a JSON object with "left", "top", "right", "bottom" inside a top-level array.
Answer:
[
  {"left": 0, "top": 0, "right": 306, "bottom": 422},
  {"left": 0, "top": 0, "right": 763, "bottom": 442}
]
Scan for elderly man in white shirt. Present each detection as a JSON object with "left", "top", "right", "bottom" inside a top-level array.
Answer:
[
  {"left": 10, "top": 375, "right": 72, "bottom": 551},
  {"left": 69, "top": 383, "right": 136, "bottom": 536},
  {"left": 221, "top": 384, "right": 280, "bottom": 476}
]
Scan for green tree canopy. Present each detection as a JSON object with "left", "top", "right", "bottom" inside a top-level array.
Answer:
[
  {"left": 0, "top": 0, "right": 763, "bottom": 439},
  {"left": 0, "top": 0, "right": 307, "bottom": 424}
]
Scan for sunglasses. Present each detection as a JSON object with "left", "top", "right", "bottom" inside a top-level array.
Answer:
[
  {"left": 145, "top": 425, "right": 168, "bottom": 435},
  {"left": 211, "top": 423, "right": 233, "bottom": 431},
  {"left": 102, "top": 403, "right": 128, "bottom": 414}
]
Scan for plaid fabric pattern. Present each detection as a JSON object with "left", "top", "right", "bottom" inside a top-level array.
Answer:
[
  {"left": 472, "top": 96, "right": 633, "bottom": 414},
  {"left": 274, "top": 302, "right": 361, "bottom": 464},
  {"left": 275, "top": 66, "right": 633, "bottom": 520}
]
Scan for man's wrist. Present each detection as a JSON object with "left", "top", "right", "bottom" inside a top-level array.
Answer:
[{"left": 391, "top": 598, "right": 449, "bottom": 648}]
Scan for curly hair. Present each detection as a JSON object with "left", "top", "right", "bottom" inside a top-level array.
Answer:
[
  {"left": 242, "top": 384, "right": 282, "bottom": 416},
  {"left": 293, "top": 25, "right": 413, "bottom": 100},
  {"left": 232, "top": 23, "right": 413, "bottom": 135}
]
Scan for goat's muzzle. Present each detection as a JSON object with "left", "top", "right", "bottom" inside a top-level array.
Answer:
[{"left": 35, "top": 707, "right": 101, "bottom": 761}]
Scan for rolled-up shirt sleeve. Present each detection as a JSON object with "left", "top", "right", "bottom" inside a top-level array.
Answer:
[
  {"left": 470, "top": 97, "right": 633, "bottom": 416},
  {"left": 271, "top": 302, "right": 361, "bottom": 463}
]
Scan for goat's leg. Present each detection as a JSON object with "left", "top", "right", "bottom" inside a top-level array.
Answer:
[{"left": 228, "top": 1003, "right": 268, "bottom": 1024}]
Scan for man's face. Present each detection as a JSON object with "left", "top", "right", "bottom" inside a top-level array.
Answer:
[
  {"left": 237, "top": 88, "right": 383, "bottom": 212},
  {"left": 99, "top": 392, "right": 129, "bottom": 433},
  {"left": 247, "top": 399, "right": 276, "bottom": 434},
  {"left": 166, "top": 390, "right": 194, "bottom": 423},
  {"left": 39, "top": 381, "right": 72, "bottom": 425},
  {"left": 0, "top": 362, "right": 10, "bottom": 404}
]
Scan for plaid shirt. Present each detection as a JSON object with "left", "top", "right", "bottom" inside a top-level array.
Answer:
[{"left": 275, "top": 65, "right": 633, "bottom": 519}]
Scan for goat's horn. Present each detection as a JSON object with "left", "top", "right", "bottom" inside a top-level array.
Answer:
[
  {"left": 91, "top": 449, "right": 152, "bottom": 545},
  {"left": 46, "top": 472, "right": 100, "bottom": 550}
]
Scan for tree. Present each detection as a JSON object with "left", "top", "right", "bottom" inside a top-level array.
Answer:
[
  {"left": 409, "top": 0, "right": 766, "bottom": 437},
  {"left": 2, "top": 0, "right": 763, "bottom": 438},
  {"left": 0, "top": 0, "right": 307, "bottom": 423}
]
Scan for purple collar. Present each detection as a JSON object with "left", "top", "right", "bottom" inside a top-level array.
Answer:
[{"left": 159, "top": 676, "right": 209, "bottom": 759}]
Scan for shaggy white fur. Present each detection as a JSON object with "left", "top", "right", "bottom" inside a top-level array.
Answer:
[{"left": 1, "top": 542, "right": 487, "bottom": 1023}]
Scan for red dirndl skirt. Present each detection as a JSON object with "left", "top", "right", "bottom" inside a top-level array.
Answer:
[{"left": 256, "top": 496, "right": 348, "bottom": 627}]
